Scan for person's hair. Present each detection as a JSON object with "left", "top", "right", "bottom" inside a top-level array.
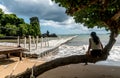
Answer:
[{"left": 90, "top": 32, "right": 100, "bottom": 45}]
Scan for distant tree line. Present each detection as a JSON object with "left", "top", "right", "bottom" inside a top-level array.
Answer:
[{"left": 0, "top": 8, "right": 41, "bottom": 38}]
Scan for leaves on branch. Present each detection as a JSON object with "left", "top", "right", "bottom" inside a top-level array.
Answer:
[{"left": 52, "top": 0, "right": 120, "bottom": 32}]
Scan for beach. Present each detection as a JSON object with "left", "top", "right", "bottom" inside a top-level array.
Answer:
[
  {"left": 1, "top": 57, "right": 120, "bottom": 78},
  {"left": 37, "top": 63, "right": 120, "bottom": 78},
  {"left": 0, "top": 35, "right": 120, "bottom": 78}
]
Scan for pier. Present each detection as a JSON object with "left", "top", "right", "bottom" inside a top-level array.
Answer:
[
  {"left": 24, "top": 36, "right": 77, "bottom": 58},
  {"left": 0, "top": 36, "right": 77, "bottom": 78},
  {"left": 0, "top": 46, "right": 26, "bottom": 60}
]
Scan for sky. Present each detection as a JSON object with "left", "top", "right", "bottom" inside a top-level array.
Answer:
[{"left": 0, "top": 0, "right": 109, "bottom": 35}]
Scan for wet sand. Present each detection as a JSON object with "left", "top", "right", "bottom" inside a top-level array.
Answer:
[{"left": 37, "top": 63, "right": 120, "bottom": 78}]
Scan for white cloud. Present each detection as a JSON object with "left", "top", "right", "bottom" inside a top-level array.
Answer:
[
  {"left": 41, "top": 17, "right": 89, "bottom": 31},
  {"left": 41, "top": 20, "right": 62, "bottom": 28},
  {"left": 60, "top": 17, "right": 89, "bottom": 31},
  {"left": 0, "top": 4, "right": 11, "bottom": 14},
  {"left": 49, "top": 0, "right": 54, "bottom": 6},
  {"left": 14, "top": 0, "right": 49, "bottom": 5},
  {"left": 63, "top": 17, "right": 75, "bottom": 24}
]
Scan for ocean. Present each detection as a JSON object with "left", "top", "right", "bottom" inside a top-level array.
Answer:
[
  {"left": 60, "top": 34, "right": 120, "bottom": 46},
  {"left": 41, "top": 34, "right": 120, "bottom": 66}
]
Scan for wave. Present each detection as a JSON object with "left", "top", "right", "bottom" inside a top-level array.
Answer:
[{"left": 39, "top": 44, "right": 120, "bottom": 66}]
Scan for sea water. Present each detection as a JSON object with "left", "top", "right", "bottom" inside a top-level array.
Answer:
[
  {"left": 63, "top": 34, "right": 120, "bottom": 66},
  {"left": 41, "top": 34, "right": 120, "bottom": 66}
]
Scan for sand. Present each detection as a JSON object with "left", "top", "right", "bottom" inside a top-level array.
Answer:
[
  {"left": 37, "top": 63, "right": 120, "bottom": 78},
  {"left": 0, "top": 56, "right": 44, "bottom": 78},
  {"left": 0, "top": 56, "right": 120, "bottom": 78}
]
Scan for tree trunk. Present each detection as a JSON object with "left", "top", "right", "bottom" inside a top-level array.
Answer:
[
  {"left": 102, "top": 31, "right": 118, "bottom": 58},
  {"left": 7, "top": 31, "right": 119, "bottom": 78},
  {"left": 6, "top": 55, "right": 107, "bottom": 78}
]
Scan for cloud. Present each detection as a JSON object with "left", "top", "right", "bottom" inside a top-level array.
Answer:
[
  {"left": 1, "top": 0, "right": 68, "bottom": 22},
  {"left": 41, "top": 20, "right": 62, "bottom": 28},
  {"left": 41, "top": 17, "right": 89, "bottom": 33},
  {"left": 0, "top": 4, "right": 11, "bottom": 14}
]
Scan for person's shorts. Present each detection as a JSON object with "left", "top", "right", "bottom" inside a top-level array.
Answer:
[{"left": 90, "top": 49, "right": 102, "bottom": 57}]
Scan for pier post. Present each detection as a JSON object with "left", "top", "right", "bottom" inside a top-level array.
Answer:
[
  {"left": 46, "top": 37, "right": 49, "bottom": 47},
  {"left": 32, "top": 36, "right": 36, "bottom": 47},
  {"left": 41, "top": 37, "right": 43, "bottom": 48},
  {"left": 36, "top": 36, "right": 38, "bottom": 49},
  {"left": 24, "top": 37, "right": 26, "bottom": 48},
  {"left": 17, "top": 36, "right": 21, "bottom": 47},
  {"left": 6, "top": 53, "right": 10, "bottom": 58},
  {"left": 20, "top": 52, "right": 22, "bottom": 61},
  {"left": 45, "top": 37, "right": 47, "bottom": 47},
  {"left": 29, "top": 35, "right": 31, "bottom": 52}
]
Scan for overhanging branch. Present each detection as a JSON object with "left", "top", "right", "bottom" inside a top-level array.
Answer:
[
  {"left": 66, "top": 0, "right": 98, "bottom": 15},
  {"left": 111, "top": 10, "right": 120, "bottom": 21}
]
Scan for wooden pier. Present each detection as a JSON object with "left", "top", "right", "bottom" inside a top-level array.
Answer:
[{"left": 0, "top": 45, "right": 26, "bottom": 60}]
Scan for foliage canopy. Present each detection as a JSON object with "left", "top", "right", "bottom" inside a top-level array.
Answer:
[
  {"left": 0, "top": 8, "right": 41, "bottom": 37},
  {"left": 52, "top": 0, "right": 120, "bottom": 33}
]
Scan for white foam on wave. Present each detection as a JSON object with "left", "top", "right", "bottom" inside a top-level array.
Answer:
[
  {"left": 39, "top": 45, "right": 88, "bottom": 61},
  {"left": 0, "top": 41, "right": 120, "bottom": 66},
  {"left": 108, "top": 46, "right": 120, "bottom": 61},
  {"left": 40, "top": 44, "right": 120, "bottom": 66}
]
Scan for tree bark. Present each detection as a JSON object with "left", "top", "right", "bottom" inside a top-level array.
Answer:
[
  {"left": 103, "top": 31, "right": 118, "bottom": 56},
  {"left": 6, "top": 54, "right": 108, "bottom": 78},
  {"left": 7, "top": 31, "right": 119, "bottom": 78}
]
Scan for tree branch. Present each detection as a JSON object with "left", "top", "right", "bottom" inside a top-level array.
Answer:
[
  {"left": 111, "top": 10, "right": 120, "bottom": 21},
  {"left": 7, "top": 54, "right": 108, "bottom": 78},
  {"left": 66, "top": 0, "right": 98, "bottom": 15}
]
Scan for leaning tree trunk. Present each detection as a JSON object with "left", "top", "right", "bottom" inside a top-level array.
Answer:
[
  {"left": 7, "top": 31, "right": 119, "bottom": 78},
  {"left": 102, "top": 31, "right": 119, "bottom": 58}
]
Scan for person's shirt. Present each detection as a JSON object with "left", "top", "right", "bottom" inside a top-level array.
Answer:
[{"left": 90, "top": 38, "right": 102, "bottom": 50}]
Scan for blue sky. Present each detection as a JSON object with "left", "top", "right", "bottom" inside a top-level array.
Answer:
[{"left": 0, "top": 0, "right": 109, "bottom": 35}]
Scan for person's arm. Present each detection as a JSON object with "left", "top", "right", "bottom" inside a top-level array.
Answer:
[
  {"left": 99, "top": 39, "right": 103, "bottom": 49},
  {"left": 100, "top": 41, "right": 103, "bottom": 49},
  {"left": 87, "top": 38, "right": 91, "bottom": 54}
]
